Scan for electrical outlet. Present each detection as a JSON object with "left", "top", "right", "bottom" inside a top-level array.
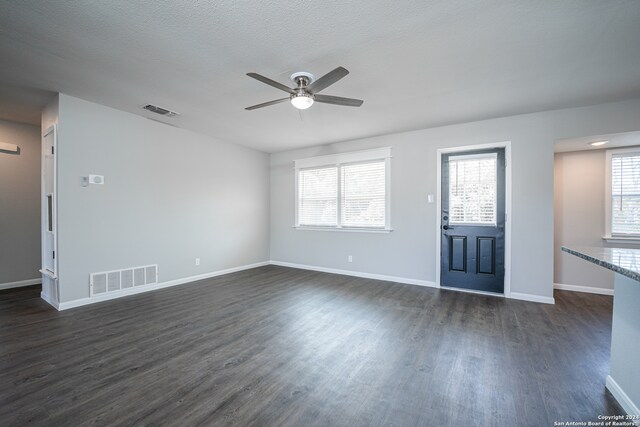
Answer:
[
  {"left": 195, "top": 258, "right": 200, "bottom": 266},
  {"left": 348, "top": 255, "right": 353, "bottom": 262}
]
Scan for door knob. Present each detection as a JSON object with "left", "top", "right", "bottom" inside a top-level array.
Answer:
[{"left": 443, "top": 225, "right": 449, "bottom": 230}]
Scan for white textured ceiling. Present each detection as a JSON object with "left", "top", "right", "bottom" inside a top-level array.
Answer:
[
  {"left": 1, "top": 0, "right": 639, "bottom": 152},
  {"left": 555, "top": 131, "right": 640, "bottom": 153}
]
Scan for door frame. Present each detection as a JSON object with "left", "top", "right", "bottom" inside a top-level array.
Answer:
[
  {"left": 435, "top": 141, "right": 512, "bottom": 297},
  {"left": 41, "top": 124, "right": 58, "bottom": 281}
]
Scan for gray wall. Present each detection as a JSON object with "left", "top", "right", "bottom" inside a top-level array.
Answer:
[
  {"left": 56, "top": 94, "right": 270, "bottom": 303},
  {"left": 0, "top": 119, "right": 41, "bottom": 285},
  {"left": 554, "top": 150, "right": 617, "bottom": 291},
  {"left": 271, "top": 98, "right": 640, "bottom": 300}
]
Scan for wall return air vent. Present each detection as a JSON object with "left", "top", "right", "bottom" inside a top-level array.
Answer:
[
  {"left": 142, "top": 104, "right": 179, "bottom": 117},
  {"left": 90, "top": 264, "right": 158, "bottom": 297}
]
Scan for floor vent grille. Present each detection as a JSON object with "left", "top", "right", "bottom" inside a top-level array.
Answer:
[{"left": 90, "top": 265, "right": 158, "bottom": 297}]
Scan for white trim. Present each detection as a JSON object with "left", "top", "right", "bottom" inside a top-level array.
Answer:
[
  {"left": 606, "top": 375, "right": 640, "bottom": 420},
  {"left": 448, "top": 152, "right": 497, "bottom": 162},
  {"left": 554, "top": 282, "right": 614, "bottom": 296},
  {"left": 52, "top": 261, "right": 270, "bottom": 311},
  {"left": 39, "top": 269, "right": 57, "bottom": 279},
  {"left": 40, "top": 290, "right": 59, "bottom": 310},
  {"left": 0, "top": 278, "right": 41, "bottom": 290},
  {"left": 293, "top": 226, "right": 393, "bottom": 233},
  {"left": 435, "top": 141, "right": 512, "bottom": 297},
  {"left": 41, "top": 124, "right": 59, "bottom": 303},
  {"left": 439, "top": 286, "right": 505, "bottom": 298},
  {"left": 385, "top": 156, "right": 391, "bottom": 230},
  {"left": 0, "top": 142, "right": 19, "bottom": 153},
  {"left": 606, "top": 148, "right": 612, "bottom": 238},
  {"left": 269, "top": 260, "right": 437, "bottom": 288},
  {"left": 603, "top": 235, "right": 640, "bottom": 244},
  {"left": 294, "top": 147, "right": 392, "bottom": 169},
  {"left": 605, "top": 147, "right": 640, "bottom": 239},
  {"left": 509, "top": 292, "right": 555, "bottom": 304},
  {"left": 271, "top": 261, "right": 554, "bottom": 304}
]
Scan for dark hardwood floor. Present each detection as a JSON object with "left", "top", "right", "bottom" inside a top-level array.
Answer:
[{"left": 0, "top": 266, "right": 623, "bottom": 426}]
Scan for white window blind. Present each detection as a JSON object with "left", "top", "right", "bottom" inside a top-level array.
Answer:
[
  {"left": 449, "top": 154, "right": 497, "bottom": 225},
  {"left": 611, "top": 152, "right": 640, "bottom": 235},
  {"left": 341, "top": 161, "right": 386, "bottom": 228},
  {"left": 298, "top": 167, "right": 338, "bottom": 226},
  {"left": 294, "top": 148, "right": 391, "bottom": 231}
]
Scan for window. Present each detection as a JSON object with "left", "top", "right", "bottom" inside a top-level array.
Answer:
[
  {"left": 295, "top": 148, "right": 391, "bottom": 231},
  {"left": 606, "top": 148, "right": 640, "bottom": 237},
  {"left": 448, "top": 153, "right": 497, "bottom": 225},
  {"left": 298, "top": 167, "right": 338, "bottom": 226}
]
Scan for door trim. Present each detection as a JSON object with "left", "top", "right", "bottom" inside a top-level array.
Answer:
[
  {"left": 436, "top": 141, "right": 512, "bottom": 297},
  {"left": 41, "top": 124, "right": 59, "bottom": 302}
]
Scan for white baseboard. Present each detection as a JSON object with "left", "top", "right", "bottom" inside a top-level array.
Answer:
[
  {"left": 40, "top": 291, "right": 60, "bottom": 310},
  {"left": 0, "top": 278, "right": 41, "bottom": 290},
  {"left": 607, "top": 375, "right": 640, "bottom": 420},
  {"left": 55, "top": 261, "right": 270, "bottom": 311},
  {"left": 44, "top": 260, "right": 557, "bottom": 310},
  {"left": 440, "top": 286, "right": 505, "bottom": 299},
  {"left": 269, "top": 260, "right": 438, "bottom": 288},
  {"left": 554, "top": 282, "right": 614, "bottom": 296},
  {"left": 507, "top": 292, "right": 555, "bottom": 305},
  {"left": 270, "top": 261, "right": 556, "bottom": 304}
]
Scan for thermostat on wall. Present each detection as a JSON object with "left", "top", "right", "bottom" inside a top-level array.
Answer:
[
  {"left": 89, "top": 175, "right": 104, "bottom": 184},
  {"left": 82, "top": 174, "right": 105, "bottom": 187}
]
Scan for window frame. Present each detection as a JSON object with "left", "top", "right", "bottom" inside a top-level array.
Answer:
[
  {"left": 605, "top": 147, "right": 640, "bottom": 241},
  {"left": 447, "top": 152, "right": 498, "bottom": 227},
  {"left": 294, "top": 148, "right": 392, "bottom": 233}
]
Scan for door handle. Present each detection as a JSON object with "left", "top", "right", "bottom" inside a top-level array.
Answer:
[{"left": 442, "top": 225, "right": 449, "bottom": 230}]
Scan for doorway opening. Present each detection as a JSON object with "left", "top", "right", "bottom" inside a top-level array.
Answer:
[{"left": 554, "top": 131, "right": 640, "bottom": 296}]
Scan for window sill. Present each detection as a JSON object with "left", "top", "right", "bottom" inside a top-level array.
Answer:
[
  {"left": 293, "top": 226, "right": 393, "bottom": 234},
  {"left": 602, "top": 235, "right": 640, "bottom": 244}
]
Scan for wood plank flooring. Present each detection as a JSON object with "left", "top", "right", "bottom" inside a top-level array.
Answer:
[{"left": 0, "top": 266, "right": 623, "bottom": 426}]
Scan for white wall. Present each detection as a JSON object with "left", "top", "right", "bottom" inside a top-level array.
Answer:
[
  {"left": 554, "top": 150, "right": 618, "bottom": 292},
  {"left": 55, "top": 94, "right": 270, "bottom": 303},
  {"left": 609, "top": 274, "right": 640, "bottom": 415},
  {"left": 271, "top": 98, "right": 640, "bottom": 300},
  {"left": 0, "top": 119, "right": 41, "bottom": 286}
]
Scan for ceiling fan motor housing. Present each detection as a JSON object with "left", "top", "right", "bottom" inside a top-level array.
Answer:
[
  {"left": 290, "top": 72, "right": 315, "bottom": 86},
  {"left": 245, "top": 66, "right": 362, "bottom": 110}
]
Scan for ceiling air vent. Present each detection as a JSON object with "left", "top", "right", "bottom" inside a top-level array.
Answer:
[{"left": 142, "top": 104, "right": 179, "bottom": 117}]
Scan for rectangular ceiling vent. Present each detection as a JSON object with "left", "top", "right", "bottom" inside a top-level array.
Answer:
[
  {"left": 90, "top": 264, "right": 158, "bottom": 297},
  {"left": 142, "top": 104, "right": 179, "bottom": 117}
]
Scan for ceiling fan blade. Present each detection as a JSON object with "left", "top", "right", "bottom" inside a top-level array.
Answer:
[
  {"left": 314, "top": 94, "right": 363, "bottom": 107},
  {"left": 246, "top": 73, "right": 293, "bottom": 93},
  {"left": 307, "top": 67, "right": 349, "bottom": 94},
  {"left": 245, "top": 98, "right": 289, "bottom": 110}
]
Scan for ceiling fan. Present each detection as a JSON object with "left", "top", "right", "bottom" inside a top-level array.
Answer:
[{"left": 245, "top": 66, "right": 363, "bottom": 111}]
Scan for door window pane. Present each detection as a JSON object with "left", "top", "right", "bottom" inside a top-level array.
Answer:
[{"left": 449, "top": 154, "right": 497, "bottom": 225}]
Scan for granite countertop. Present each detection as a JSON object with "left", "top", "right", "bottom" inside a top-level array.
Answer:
[{"left": 561, "top": 246, "right": 640, "bottom": 282}]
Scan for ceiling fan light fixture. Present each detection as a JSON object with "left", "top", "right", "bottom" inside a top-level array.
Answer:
[
  {"left": 245, "top": 67, "right": 362, "bottom": 111},
  {"left": 290, "top": 93, "right": 314, "bottom": 110}
]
